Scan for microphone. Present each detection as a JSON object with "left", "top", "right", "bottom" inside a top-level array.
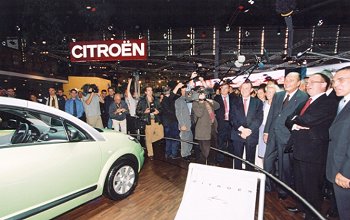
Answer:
[{"left": 296, "top": 47, "right": 312, "bottom": 58}]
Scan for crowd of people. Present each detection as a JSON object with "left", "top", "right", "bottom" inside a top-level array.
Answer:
[{"left": 2, "top": 66, "right": 350, "bottom": 220}]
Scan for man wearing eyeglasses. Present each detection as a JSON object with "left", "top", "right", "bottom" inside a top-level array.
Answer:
[
  {"left": 327, "top": 66, "right": 350, "bottom": 220},
  {"left": 285, "top": 73, "right": 337, "bottom": 218}
]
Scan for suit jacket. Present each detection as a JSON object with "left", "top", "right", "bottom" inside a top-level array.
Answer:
[
  {"left": 175, "top": 96, "right": 191, "bottom": 131},
  {"left": 214, "top": 94, "right": 236, "bottom": 131},
  {"left": 230, "top": 96, "right": 263, "bottom": 145},
  {"left": 285, "top": 94, "right": 337, "bottom": 163},
  {"left": 192, "top": 100, "right": 220, "bottom": 140},
  {"left": 264, "top": 89, "right": 308, "bottom": 144},
  {"left": 326, "top": 100, "right": 350, "bottom": 183},
  {"left": 44, "top": 95, "right": 65, "bottom": 111}
]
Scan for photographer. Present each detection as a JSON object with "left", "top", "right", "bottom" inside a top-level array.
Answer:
[
  {"left": 82, "top": 84, "right": 104, "bottom": 129},
  {"left": 109, "top": 93, "right": 129, "bottom": 133},
  {"left": 162, "top": 83, "right": 182, "bottom": 159},
  {"left": 192, "top": 91, "right": 220, "bottom": 164},
  {"left": 136, "top": 86, "right": 164, "bottom": 160}
]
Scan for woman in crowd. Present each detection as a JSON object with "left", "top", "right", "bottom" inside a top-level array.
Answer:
[
  {"left": 257, "top": 83, "right": 281, "bottom": 167},
  {"left": 192, "top": 92, "right": 220, "bottom": 164}
]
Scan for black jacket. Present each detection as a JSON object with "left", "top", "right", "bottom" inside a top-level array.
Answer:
[
  {"left": 161, "top": 92, "right": 179, "bottom": 126},
  {"left": 136, "top": 96, "right": 162, "bottom": 125},
  {"left": 285, "top": 94, "right": 337, "bottom": 163}
]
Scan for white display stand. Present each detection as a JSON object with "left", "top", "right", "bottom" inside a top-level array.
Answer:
[{"left": 175, "top": 163, "right": 266, "bottom": 220}]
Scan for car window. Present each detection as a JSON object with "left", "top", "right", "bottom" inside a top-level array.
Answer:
[{"left": 0, "top": 108, "right": 69, "bottom": 147}]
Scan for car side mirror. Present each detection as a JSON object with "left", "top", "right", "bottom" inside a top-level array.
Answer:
[{"left": 67, "top": 129, "right": 78, "bottom": 140}]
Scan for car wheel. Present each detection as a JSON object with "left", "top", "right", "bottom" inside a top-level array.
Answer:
[{"left": 104, "top": 158, "right": 138, "bottom": 200}]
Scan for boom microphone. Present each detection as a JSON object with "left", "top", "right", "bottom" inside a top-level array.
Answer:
[{"left": 296, "top": 47, "right": 312, "bottom": 58}]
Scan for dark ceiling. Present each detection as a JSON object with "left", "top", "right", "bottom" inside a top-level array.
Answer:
[
  {"left": 1, "top": 0, "right": 350, "bottom": 84},
  {"left": 1, "top": 0, "right": 350, "bottom": 39}
]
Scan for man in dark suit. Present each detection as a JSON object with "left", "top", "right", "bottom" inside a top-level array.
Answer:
[
  {"left": 285, "top": 73, "right": 337, "bottom": 219},
  {"left": 326, "top": 66, "right": 350, "bottom": 220},
  {"left": 263, "top": 72, "right": 308, "bottom": 198},
  {"left": 230, "top": 80, "right": 263, "bottom": 171},
  {"left": 43, "top": 87, "right": 65, "bottom": 111},
  {"left": 214, "top": 83, "right": 236, "bottom": 165}
]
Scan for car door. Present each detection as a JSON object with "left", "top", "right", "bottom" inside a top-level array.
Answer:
[{"left": 0, "top": 107, "right": 101, "bottom": 219}]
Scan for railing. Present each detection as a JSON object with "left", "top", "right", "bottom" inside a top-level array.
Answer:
[{"left": 129, "top": 133, "right": 327, "bottom": 220}]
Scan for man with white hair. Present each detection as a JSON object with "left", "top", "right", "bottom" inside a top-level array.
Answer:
[{"left": 263, "top": 72, "right": 308, "bottom": 199}]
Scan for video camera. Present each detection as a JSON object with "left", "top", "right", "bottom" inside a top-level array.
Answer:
[
  {"left": 186, "top": 86, "right": 210, "bottom": 101},
  {"left": 81, "top": 84, "right": 99, "bottom": 96}
]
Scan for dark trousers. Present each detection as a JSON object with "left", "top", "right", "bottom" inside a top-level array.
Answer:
[
  {"left": 216, "top": 121, "right": 232, "bottom": 163},
  {"left": 126, "top": 115, "right": 138, "bottom": 135},
  {"left": 294, "top": 159, "right": 325, "bottom": 219},
  {"left": 264, "top": 132, "right": 294, "bottom": 195},
  {"left": 164, "top": 122, "right": 179, "bottom": 157},
  {"left": 101, "top": 113, "right": 109, "bottom": 128},
  {"left": 198, "top": 124, "right": 217, "bottom": 163},
  {"left": 232, "top": 141, "right": 256, "bottom": 171},
  {"left": 334, "top": 183, "right": 350, "bottom": 220}
]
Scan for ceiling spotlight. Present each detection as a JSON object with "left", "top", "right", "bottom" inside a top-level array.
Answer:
[
  {"left": 2, "top": 41, "right": 6, "bottom": 46},
  {"left": 86, "top": 6, "right": 92, "bottom": 10},
  {"left": 16, "top": 25, "right": 21, "bottom": 31},
  {"left": 225, "top": 24, "right": 230, "bottom": 32},
  {"left": 276, "top": 27, "right": 281, "bottom": 36},
  {"left": 186, "top": 34, "right": 191, "bottom": 38},
  {"left": 244, "top": 9, "right": 250, "bottom": 13},
  {"left": 248, "top": 0, "right": 254, "bottom": 4},
  {"left": 163, "top": 33, "right": 167, "bottom": 39},
  {"left": 42, "top": 40, "right": 47, "bottom": 45},
  {"left": 72, "top": 38, "right": 76, "bottom": 42},
  {"left": 107, "top": 25, "right": 113, "bottom": 31},
  {"left": 317, "top": 19, "right": 323, "bottom": 26},
  {"left": 245, "top": 30, "right": 250, "bottom": 37}
]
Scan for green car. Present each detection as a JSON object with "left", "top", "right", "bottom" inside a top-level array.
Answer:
[{"left": 0, "top": 97, "right": 144, "bottom": 219}]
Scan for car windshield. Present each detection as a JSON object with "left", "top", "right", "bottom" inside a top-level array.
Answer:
[{"left": 0, "top": 107, "right": 69, "bottom": 146}]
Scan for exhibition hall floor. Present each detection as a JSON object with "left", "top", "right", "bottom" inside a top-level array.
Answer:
[{"left": 57, "top": 145, "right": 337, "bottom": 220}]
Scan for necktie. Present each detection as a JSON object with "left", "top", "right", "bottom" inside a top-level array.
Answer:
[
  {"left": 282, "top": 94, "right": 290, "bottom": 109},
  {"left": 300, "top": 98, "right": 312, "bottom": 116},
  {"left": 223, "top": 96, "right": 229, "bottom": 120},
  {"left": 337, "top": 98, "right": 346, "bottom": 114},
  {"left": 243, "top": 98, "right": 248, "bottom": 116},
  {"left": 51, "top": 97, "right": 56, "bottom": 108},
  {"left": 73, "top": 100, "right": 77, "bottom": 117}
]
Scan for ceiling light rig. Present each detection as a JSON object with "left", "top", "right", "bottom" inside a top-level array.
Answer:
[
  {"left": 225, "top": 24, "right": 231, "bottom": 32},
  {"left": 317, "top": 19, "right": 324, "bottom": 27},
  {"left": 234, "top": 54, "right": 246, "bottom": 68}
]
